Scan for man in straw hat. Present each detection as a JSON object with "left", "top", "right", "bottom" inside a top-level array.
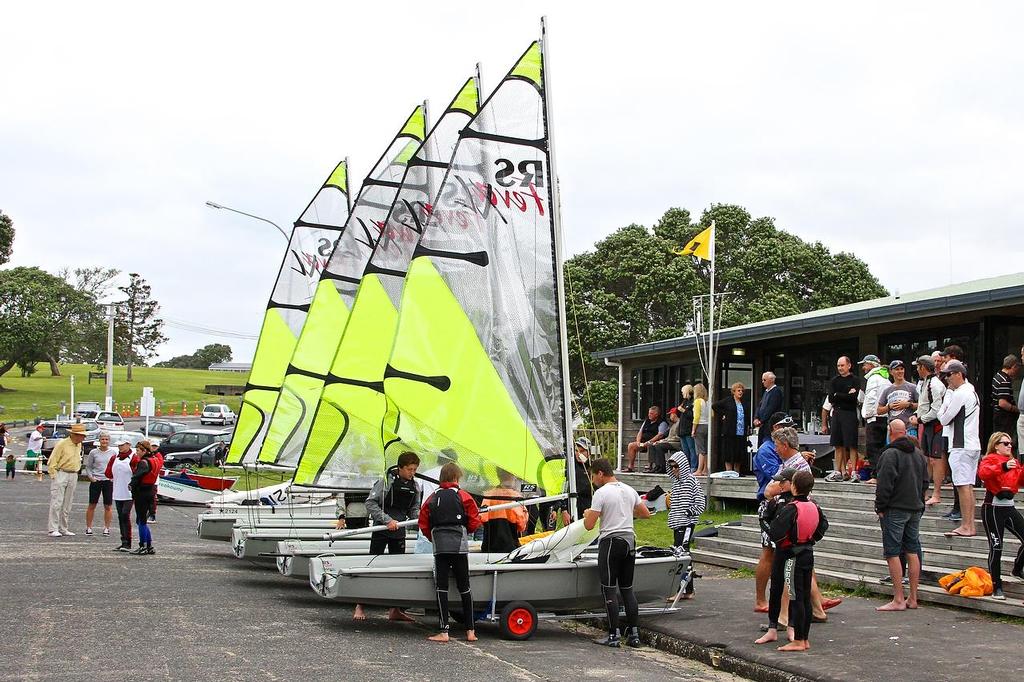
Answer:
[{"left": 47, "top": 423, "right": 88, "bottom": 537}]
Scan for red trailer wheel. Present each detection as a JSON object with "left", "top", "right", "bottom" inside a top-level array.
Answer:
[{"left": 499, "top": 601, "right": 538, "bottom": 640}]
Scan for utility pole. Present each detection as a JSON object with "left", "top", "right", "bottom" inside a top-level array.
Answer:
[{"left": 105, "top": 303, "right": 115, "bottom": 411}]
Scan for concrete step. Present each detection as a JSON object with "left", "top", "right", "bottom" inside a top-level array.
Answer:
[
  {"left": 691, "top": 548, "right": 1024, "bottom": 618},
  {"left": 695, "top": 535, "right": 1024, "bottom": 599},
  {"left": 809, "top": 507, "right": 981, "bottom": 533},
  {"left": 717, "top": 523, "right": 1022, "bottom": 569}
]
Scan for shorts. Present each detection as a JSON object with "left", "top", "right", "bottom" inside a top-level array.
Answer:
[
  {"left": 829, "top": 410, "right": 858, "bottom": 449},
  {"left": 880, "top": 508, "right": 922, "bottom": 558},
  {"left": 948, "top": 448, "right": 981, "bottom": 486},
  {"left": 920, "top": 422, "right": 944, "bottom": 459},
  {"left": 89, "top": 480, "right": 113, "bottom": 506}
]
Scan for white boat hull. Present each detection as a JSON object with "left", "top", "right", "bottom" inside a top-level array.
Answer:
[
  {"left": 197, "top": 502, "right": 339, "bottom": 541},
  {"left": 156, "top": 477, "right": 224, "bottom": 505}
]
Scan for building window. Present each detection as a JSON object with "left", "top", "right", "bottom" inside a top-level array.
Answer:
[
  {"left": 630, "top": 366, "right": 666, "bottom": 420},
  {"left": 667, "top": 364, "right": 704, "bottom": 406}
]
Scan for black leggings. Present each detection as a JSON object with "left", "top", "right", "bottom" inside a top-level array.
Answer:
[
  {"left": 672, "top": 525, "right": 695, "bottom": 594},
  {"left": 982, "top": 504, "right": 1024, "bottom": 589},
  {"left": 598, "top": 535, "right": 638, "bottom": 634},
  {"left": 768, "top": 547, "right": 814, "bottom": 640},
  {"left": 434, "top": 553, "right": 473, "bottom": 633},
  {"left": 133, "top": 486, "right": 155, "bottom": 547},
  {"left": 115, "top": 499, "right": 133, "bottom": 547}
]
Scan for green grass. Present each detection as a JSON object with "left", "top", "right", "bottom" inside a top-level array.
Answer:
[
  {"left": 635, "top": 507, "right": 746, "bottom": 547},
  {"left": 0, "top": 363, "right": 248, "bottom": 421},
  {"left": 192, "top": 467, "right": 290, "bottom": 491}
]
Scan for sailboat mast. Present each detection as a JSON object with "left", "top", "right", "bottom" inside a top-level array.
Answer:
[
  {"left": 344, "top": 156, "right": 352, "bottom": 213},
  {"left": 540, "top": 16, "right": 578, "bottom": 520}
]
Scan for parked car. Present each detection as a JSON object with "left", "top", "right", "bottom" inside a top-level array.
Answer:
[
  {"left": 156, "top": 428, "right": 231, "bottom": 458},
  {"left": 200, "top": 404, "right": 236, "bottom": 426},
  {"left": 144, "top": 420, "right": 187, "bottom": 440},
  {"left": 161, "top": 441, "right": 229, "bottom": 468},
  {"left": 105, "top": 431, "right": 161, "bottom": 450},
  {"left": 34, "top": 420, "right": 101, "bottom": 467},
  {"left": 74, "top": 402, "right": 101, "bottom": 417},
  {"left": 95, "top": 411, "right": 125, "bottom": 429}
]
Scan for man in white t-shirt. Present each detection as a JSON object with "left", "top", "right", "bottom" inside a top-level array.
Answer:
[
  {"left": 584, "top": 458, "right": 651, "bottom": 648},
  {"left": 937, "top": 361, "right": 980, "bottom": 538}
]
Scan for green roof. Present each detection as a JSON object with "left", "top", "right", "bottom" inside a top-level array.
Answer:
[{"left": 594, "top": 272, "right": 1024, "bottom": 360}]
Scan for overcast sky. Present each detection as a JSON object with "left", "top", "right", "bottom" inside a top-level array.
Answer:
[{"left": 4, "top": 2, "right": 1023, "bottom": 363}]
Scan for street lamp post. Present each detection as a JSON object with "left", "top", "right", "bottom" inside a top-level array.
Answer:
[{"left": 205, "top": 201, "right": 288, "bottom": 241}]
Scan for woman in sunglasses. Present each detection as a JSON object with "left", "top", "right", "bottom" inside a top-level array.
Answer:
[{"left": 977, "top": 432, "right": 1024, "bottom": 600}]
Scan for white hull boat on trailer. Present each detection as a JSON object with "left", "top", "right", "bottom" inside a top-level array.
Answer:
[
  {"left": 276, "top": 538, "right": 414, "bottom": 579},
  {"left": 231, "top": 524, "right": 416, "bottom": 560},
  {"left": 197, "top": 502, "right": 339, "bottom": 542},
  {"left": 156, "top": 477, "right": 226, "bottom": 505}
]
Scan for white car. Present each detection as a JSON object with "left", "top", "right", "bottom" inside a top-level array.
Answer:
[
  {"left": 200, "top": 404, "right": 236, "bottom": 426},
  {"left": 95, "top": 411, "right": 125, "bottom": 429}
]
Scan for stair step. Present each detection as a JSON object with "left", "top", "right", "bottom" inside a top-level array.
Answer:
[{"left": 691, "top": 548, "right": 1024, "bottom": 618}]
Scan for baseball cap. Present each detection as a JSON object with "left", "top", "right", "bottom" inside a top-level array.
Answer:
[
  {"left": 771, "top": 467, "right": 798, "bottom": 482},
  {"left": 574, "top": 436, "right": 592, "bottom": 450},
  {"left": 857, "top": 354, "right": 881, "bottom": 365},
  {"left": 114, "top": 436, "right": 131, "bottom": 446},
  {"left": 771, "top": 414, "right": 795, "bottom": 428},
  {"left": 668, "top": 407, "right": 678, "bottom": 415},
  {"left": 888, "top": 360, "right": 904, "bottom": 370},
  {"left": 942, "top": 360, "right": 967, "bottom": 375},
  {"left": 912, "top": 355, "right": 935, "bottom": 370}
]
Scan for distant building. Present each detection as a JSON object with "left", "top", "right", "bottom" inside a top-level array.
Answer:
[
  {"left": 208, "top": 362, "right": 251, "bottom": 373},
  {"left": 594, "top": 272, "right": 1024, "bottom": 470}
]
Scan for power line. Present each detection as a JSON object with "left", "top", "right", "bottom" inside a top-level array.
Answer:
[{"left": 162, "top": 317, "right": 258, "bottom": 340}]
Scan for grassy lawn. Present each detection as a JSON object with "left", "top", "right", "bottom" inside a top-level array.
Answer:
[
  {"left": 0, "top": 364, "right": 248, "bottom": 421},
  {"left": 192, "top": 467, "right": 290, "bottom": 491},
  {"left": 635, "top": 506, "right": 748, "bottom": 547}
]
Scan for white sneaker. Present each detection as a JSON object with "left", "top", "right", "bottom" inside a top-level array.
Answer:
[
  {"left": 48, "top": 531, "right": 62, "bottom": 537},
  {"left": 85, "top": 527, "right": 93, "bottom": 535},
  {"left": 103, "top": 528, "right": 110, "bottom": 536},
  {"left": 61, "top": 530, "right": 76, "bottom": 536}
]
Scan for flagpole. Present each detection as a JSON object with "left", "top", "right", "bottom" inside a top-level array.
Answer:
[{"left": 706, "top": 221, "right": 716, "bottom": 466}]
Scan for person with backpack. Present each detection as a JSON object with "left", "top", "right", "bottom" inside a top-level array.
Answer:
[
  {"left": 129, "top": 440, "right": 162, "bottom": 555},
  {"left": 977, "top": 431, "right": 1024, "bottom": 600},
  {"left": 755, "top": 470, "right": 829, "bottom": 651},
  {"left": 585, "top": 458, "right": 652, "bottom": 648},
  {"left": 418, "top": 462, "right": 481, "bottom": 643},
  {"left": 355, "top": 451, "right": 422, "bottom": 622}
]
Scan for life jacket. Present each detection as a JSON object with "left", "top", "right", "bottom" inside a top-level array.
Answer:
[
  {"left": 430, "top": 486, "right": 468, "bottom": 528},
  {"left": 383, "top": 469, "right": 419, "bottom": 520},
  {"left": 777, "top": 500, "right": 820, "bottom": 549},
  {"left": 137, "top": 454, "right": 163, "bottom": 486},
  {"left": 978, "top": 453, "right": 1024, "bottom": 499}
]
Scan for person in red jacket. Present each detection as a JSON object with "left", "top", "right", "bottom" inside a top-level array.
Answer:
[
  {"left": 129, "top": 441, "right": 163, "bottom": 556},
  {"left": 977, "top": 431, "right": 1024, "bottom": 600},
  {"left": 104, "top": 438, "right": 140, "bottom": 551},
  {"left": 418, "top": 462, "right": 482, "bottom": 643}
]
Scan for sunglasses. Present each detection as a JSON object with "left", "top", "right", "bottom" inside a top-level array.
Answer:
[{"left": 997, "top": 441, "right": 1013, "bottom": 447}]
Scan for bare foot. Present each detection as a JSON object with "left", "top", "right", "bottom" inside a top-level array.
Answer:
[
  {"left": 754, "top": 630, "right": 778, "bottom": 645},
  {"left": 953, "top": 527, "right": 976, "bottom": 537},
  {"left": 353, "top": 605, "right": 367, "bottom": 621},
  {"left": 754, "top": 603, "right": 769, "bottom": 613},
  {"left": 925, "top": 497, "right": 941, "bottom": 506},
  {"left": 777, "top": 641, "right": 808, "bottom": 652},
  {"left": 787, "top": 627, "right": 795, "bottom": 642},
  {"left": 907, "top": 600, "right": 918, "bottom": 609},
  {"left": 681, "top": 593, "right": 695, "bottom": 600},
  {"left": 466, "top": 630, "right": 478, "bottom": 642},
  {"left": 388, "top": 608, "right": 415, "bottom": 622},
  {"left": 428, "top": 633, "right": 450, "bottom": 643},
  {"left": 876, "top": 600, "right": 907, "bottom": 612}
]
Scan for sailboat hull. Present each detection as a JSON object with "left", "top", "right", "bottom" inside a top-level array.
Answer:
[
  {"left": 308, "top": 552, "right": 688, "bottom": 613},
  {"left": 197, "top": 503, "right": 340, "bottom": 541}
]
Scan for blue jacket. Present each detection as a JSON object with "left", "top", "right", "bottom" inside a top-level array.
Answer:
[{"left": 753, "top": 440, "right": 783, "bottom": 501}]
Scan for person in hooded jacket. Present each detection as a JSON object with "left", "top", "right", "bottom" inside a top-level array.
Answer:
[
  {"left": 419, "top": 462, "right": 482, "bottom": 643},
  {"left": 977, "top": 431, "right": 1024, "bottom": 600},
  {"left": 104, "top": 437, "right": 139, "bottom": 552},
  {"left": 666, "top": 452, "right": 705, "bottom": 598},
  {"left": 129, "top": 441, "right": 162, "bottom": 555},
  {"left": 873, "top": 419, "right": 929, "bottom": 611}
]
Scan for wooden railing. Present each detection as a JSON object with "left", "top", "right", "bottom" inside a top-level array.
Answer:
[{"left": 572, "top": 428, "right": 618, "bottom": 459}]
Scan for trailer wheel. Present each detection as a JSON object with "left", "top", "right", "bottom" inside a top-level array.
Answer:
[{"left": 499, "top": 601, "right": 537, "bottom": 640}]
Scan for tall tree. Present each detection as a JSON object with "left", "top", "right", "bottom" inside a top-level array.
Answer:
[
  {"left": 59, "top": 267, "right": 122, "bottom": 367},
  {"left": 0, "top": 211, "right": 13, "bottom": 266},
  {"left": 565, "top": 205, "right": 888, "bottom": 424},
  {"left": 117, "top": 273, "right": 167, "bottom": 381}
]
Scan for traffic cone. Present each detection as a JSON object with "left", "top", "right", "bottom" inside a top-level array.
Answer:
[{"left": 194, "top": 403, "right": 200, "bottom": 416}]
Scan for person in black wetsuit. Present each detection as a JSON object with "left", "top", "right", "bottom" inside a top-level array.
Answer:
[{"left": 354, "top": 450, "right": 421, "bottom": 622}]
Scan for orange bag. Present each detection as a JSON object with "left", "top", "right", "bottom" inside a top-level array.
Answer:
[{"left": 940, "top": 567, "right": 993, "bottom": 597}]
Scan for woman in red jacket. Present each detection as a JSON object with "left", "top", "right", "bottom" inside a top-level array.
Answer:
[
  {"left": 129, "top": 441, "right": 163, "bottom": 556},
  {"left": 977, "top": 431, "right": 1024, "bottom": 600}
]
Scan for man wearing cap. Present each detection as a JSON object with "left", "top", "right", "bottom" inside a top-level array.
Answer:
[
  {"left": 754, "top": 372, "right": 785, "bottom": 446},
  {"left": 877, "top": 361, "right": 919, "bottom": 437},
  {"left": 47, "top": 423, "right": 87, "bottom": 537},
  {"left": 991, "top": 355, "right": 1021, "bottom": 447},
  {"left": 937, "top": 360, "right": 981, "bottom": 537},
  {"left": 860, "top": 354, "right": 891, "bottom": 483},
  {"left": 753, "top": 415, "right": 792, "bottom": 611},
  {"left": 647, "top": 407, "right": 682, "bottom": 474},
  {"left": 827, "top": 356, "right": 861, "bottom": 480},
  {"left": 911, "top": 355, "right": 947, "bottom": 506}
]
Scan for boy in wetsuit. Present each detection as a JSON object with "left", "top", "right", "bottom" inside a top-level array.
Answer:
[{"left": 584, "top": 458, "right": 652, "bottom": 648}]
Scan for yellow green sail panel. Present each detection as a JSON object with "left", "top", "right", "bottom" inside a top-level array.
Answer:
[
  {"left": 293, "top": 78, "right": 481, "bottom": 488},
  {"left": 257, "top": 107, "right": 426, "bottom": 468},
  {"left": 226, "top": 159, "right": 351, "bottom": 465},
  {"left": 381, "top": 42, "right": 567, "bottom": 496}
]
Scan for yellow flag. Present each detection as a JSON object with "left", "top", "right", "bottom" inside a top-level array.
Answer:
[{"left": 674, "top": 225, "right": 713, "bottom": 261}]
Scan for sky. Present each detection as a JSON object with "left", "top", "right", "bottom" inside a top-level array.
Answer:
[{"left": 4, "top": 1, "right": 1023, "bottom": 363}]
